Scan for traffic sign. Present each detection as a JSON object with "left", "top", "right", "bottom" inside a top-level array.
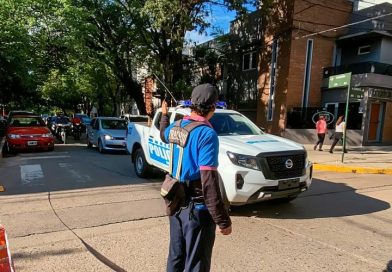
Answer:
[{"left": 328, "top": 73, "right": 351, "bottom": 88}]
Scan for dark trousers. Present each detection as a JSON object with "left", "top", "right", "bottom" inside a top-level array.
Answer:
[
  {"left": 330, "top": 132, "right": 347, "bottom": 152},
  {"left": 167, "top": 204, "right": 216, "bottom": 272},
  {"left": 315, "top": 133, "right": 325, "bottom": 149}
]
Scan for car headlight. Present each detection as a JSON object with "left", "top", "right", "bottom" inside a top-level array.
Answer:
[
  {"left": 42, "top": 133, "right": 53, "bottom": 138},
  {"left": 104, "top": 135, "right": 113, "bottom": 140},
  {"left": 8, "top": 134, "right": 21, "bottom": 139},
  {"left": 227, "top": 151, "right": 261, "bottom": 171}
]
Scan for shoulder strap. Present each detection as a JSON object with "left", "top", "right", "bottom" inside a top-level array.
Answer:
[
  {"left": 182, "top": 121, "right": 207, "bottom": 133},
  {"left": 169, "top": 120, "right": 208, "bottom": 180}
]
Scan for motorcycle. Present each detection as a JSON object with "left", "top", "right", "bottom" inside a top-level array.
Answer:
[
  {"left": 72, "top": 123, "right": 82, "bottom": 140},
  {"left": 55, "top": 123, "right": 71, "bottom": 144}
]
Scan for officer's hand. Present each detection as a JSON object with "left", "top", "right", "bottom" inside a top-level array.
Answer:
[
  {"left": 162, "top": 100, "right": 168, "bottom": 115},
  {"left": 219, "top": 225, "right": 232, "bottom": 235}
]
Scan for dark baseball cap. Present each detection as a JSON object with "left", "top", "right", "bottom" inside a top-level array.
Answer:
[{"left": 191, "top": 83, "right": 218, "bottom": 106}]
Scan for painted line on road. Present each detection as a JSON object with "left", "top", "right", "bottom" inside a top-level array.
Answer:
[
  {"left": 20, "top": 164, "right": 44, "bottom": 185},
  {"left": 19, "top": 151, "right": 69, "bottom": 157},
  {"left": 20, "top": 155, "right": 71, "bottom": 161},
  {"left": 59, "top": 162, "right": 91, "bottom": 183},
  {"left": 314, "top": 164, "right": 392, "bottom": 175}
]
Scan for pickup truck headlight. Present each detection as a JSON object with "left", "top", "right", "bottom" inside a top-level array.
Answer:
[
  {"left": 227, "top": 151, "right": 261, "bottom": 171},
  {"left": 104, "top": 135, "right": 113, "bottom": 140},
  {"left": 8, "top": 134, "right": 21, "bottom": 139}
]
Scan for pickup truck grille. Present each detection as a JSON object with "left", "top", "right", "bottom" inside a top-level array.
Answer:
[{"left": 258, "top": 152, "right": 306, "bottom": 180}]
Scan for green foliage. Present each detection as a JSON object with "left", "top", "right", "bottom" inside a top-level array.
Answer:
[{"left": 0, "top": 0, "right": 256, "bottom": 114}]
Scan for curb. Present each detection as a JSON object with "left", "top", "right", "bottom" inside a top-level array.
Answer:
[{"left": 313, "top": 163, "right": 392, "bottom": 175}]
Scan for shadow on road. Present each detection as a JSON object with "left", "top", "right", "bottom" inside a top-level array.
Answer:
[
  {"left": 231, "top": 178, "right": 390, "bottom": 219},
  {"left": 0, "top": 143, "right": 165, "bottom": 196}
]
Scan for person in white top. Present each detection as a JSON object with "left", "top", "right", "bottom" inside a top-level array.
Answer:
[{"left": 329, "top": 115, "right": 347, "bottom": 153}]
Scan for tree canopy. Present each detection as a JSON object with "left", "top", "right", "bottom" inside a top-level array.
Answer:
[{"left": 0, "top": 0, "right": 256, "bottom": 115}]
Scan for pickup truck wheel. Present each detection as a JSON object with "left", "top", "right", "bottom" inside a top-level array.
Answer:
[{"left": 134, "top": 148, "right": 151, "bottom": 178}]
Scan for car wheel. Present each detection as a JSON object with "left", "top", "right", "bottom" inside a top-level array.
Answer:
[
  {"left": 48, "top": 146, "right": 54, "bottom": 152},
  {"left": 98, "top": 140, "right": 105, "bottom": 154},
  {"left": 134, "top": 148, "right": 151, "bottom": 178},
  {"left": 87, "top": 138, "right": 92, "bottom": 148}
]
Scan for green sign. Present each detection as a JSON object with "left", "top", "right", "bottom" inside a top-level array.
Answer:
[{"left": 328, "top": 73, "right": 351, "bottom": 88}]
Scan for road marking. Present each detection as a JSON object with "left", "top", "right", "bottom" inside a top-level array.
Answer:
[
  {"left": 19, "top": 152, "right": 69, "bottom": 157},
  {"left": 20, "top": 155, "right": 70, "bottom": 161},
  {"left": 20, "top": 164, "right": 44, "bottom": 185},
  {"left": 58, "top": 163, "right": 91, "bottom": 183},
  {"left": 0, "top": 185, "right": 4, "bottom": 192}
]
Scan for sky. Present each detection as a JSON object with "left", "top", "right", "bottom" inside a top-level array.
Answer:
[{"left": 184, "top": 5, "right": 242, "bottom": 45}]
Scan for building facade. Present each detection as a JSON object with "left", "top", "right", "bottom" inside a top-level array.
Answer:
[{"left": 322, "top": 3, "right": 392, "bottom": 145}]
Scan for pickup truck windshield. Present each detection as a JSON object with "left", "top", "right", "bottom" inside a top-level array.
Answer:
[
  {"left": 210, "top": 113, "right": 263, "bottom": 136},
  {"left": 101, "top": 119, "right": 127, "bottom": 130}
]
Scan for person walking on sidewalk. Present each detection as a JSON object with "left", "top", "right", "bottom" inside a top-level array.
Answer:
[
  {"left": 329, "top": 115, "right": 347, "bottom": 154},
  {"left": 160, "top": 83, "right": 232, "bottom": 272},
  {"left": 314, "top": 115, "right": 327, "bottom": 151}
]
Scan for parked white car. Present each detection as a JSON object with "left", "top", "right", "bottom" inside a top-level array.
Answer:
[
  {"left": 87, "top": 117, "right": 128, "bottom": 153},
  {"left": 126, "top": 106, "right": 313, "bottom": 205}
]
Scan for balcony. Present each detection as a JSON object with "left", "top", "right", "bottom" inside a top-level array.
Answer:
[{"left": 323, "top": 62, "right": 392, "bottom": 78}]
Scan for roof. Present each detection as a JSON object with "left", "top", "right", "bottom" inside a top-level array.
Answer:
[{"left": 338, "top": 30, "right": 392, "bottom": 41}]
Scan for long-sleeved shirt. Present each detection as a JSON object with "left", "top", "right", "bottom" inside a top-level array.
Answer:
[{"left": 160, "top": 113, "right": 231, "bottom": 229}]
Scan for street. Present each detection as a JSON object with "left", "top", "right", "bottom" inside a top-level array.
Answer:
[{"left": 0, "top": 144, "right": 391, "bottom": 271}]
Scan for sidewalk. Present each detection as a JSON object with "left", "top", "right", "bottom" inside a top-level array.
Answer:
[{"left": 304, "top": 144, "right": 392, "bottom": 175}]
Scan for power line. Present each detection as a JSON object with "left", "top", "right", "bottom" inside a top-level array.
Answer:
[
  {"left": 295, "top": 11, "right": 392, "bottom": 39},
  {"left": 300, "top": 0, "right": 392, "bottom": 21},
  {"left": 294, "top": 18, "right": 392, "bottom": 31}
]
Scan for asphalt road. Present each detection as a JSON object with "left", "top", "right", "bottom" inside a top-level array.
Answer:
[{"left": 0, "top": 143, "right": 391, "bottom": 271}]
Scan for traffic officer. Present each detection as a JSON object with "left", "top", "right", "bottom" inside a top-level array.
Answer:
[{"left": 160, "top": 83, "right": 232, "bottom": 272}]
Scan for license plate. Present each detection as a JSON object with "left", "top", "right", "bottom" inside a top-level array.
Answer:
[
  {"left": 278, "top": 178, "right": 300, "bottom": 190},
  {"left": 27, "top": 141, "right": 38, "bottom": 146}
]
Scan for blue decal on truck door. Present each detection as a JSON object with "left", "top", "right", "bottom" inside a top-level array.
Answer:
[{"left": 148, "top": 138, "right": 170, "bottom": 166}]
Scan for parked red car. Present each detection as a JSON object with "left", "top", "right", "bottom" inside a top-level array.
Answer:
[{"left": 5, "top": 115, "right": 55, "bottom": 153}]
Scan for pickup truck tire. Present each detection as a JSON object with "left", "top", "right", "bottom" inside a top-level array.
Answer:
[{"left": 134, "top": 148, "right": 151, "bottom": 178}]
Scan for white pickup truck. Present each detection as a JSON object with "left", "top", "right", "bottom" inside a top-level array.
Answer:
[{"left": 126, "top": 106, "right": 313, "bottom": 205}]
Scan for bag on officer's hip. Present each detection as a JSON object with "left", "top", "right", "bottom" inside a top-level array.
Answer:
[{"left": 160, "top": 174, "right": 186, "bottom": 216}]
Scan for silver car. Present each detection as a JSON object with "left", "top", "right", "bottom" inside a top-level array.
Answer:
[{"left": 87, "top": 117, "right": 128, "bottom": 153}]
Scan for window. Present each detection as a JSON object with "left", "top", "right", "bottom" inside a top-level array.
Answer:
[
  {"left": 153, "top": 112, "right": 172, "bottom": 129},
  {"left": 242, "top": 52, "right": 257, "bottom": 71},
  {"left": 268, "top": 40, "right": 279, "bottom": 121},
  {"left": 358, "top": 45, "right": 371, "bottom": 55},
  {"left": 302, "top": 39, "right": 313, "bottom": 108}
]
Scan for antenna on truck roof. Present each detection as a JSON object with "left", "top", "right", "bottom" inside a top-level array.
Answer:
[{"left": 152, "top": 73, "right": 178, "bottom": 104}]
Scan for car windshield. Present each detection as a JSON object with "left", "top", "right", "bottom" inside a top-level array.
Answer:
[
  {"left": 9, "top": 116, "right": 45, "bottom": 127},
  {"left": 75, "top": 114, "right": 89, "bottom": 119},
  {"left": 56, "top": 117, "right": 70, "bottom": 124},
  {"left": 210, "top": 113, "right": 263, "bottom": 136},
  {"left": 101, "top": 119, "right": 127, "bottom": 130}
]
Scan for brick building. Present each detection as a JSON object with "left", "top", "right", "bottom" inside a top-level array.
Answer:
[{"left": 256, "top": 0, "right": 353, "bottom": 134}]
